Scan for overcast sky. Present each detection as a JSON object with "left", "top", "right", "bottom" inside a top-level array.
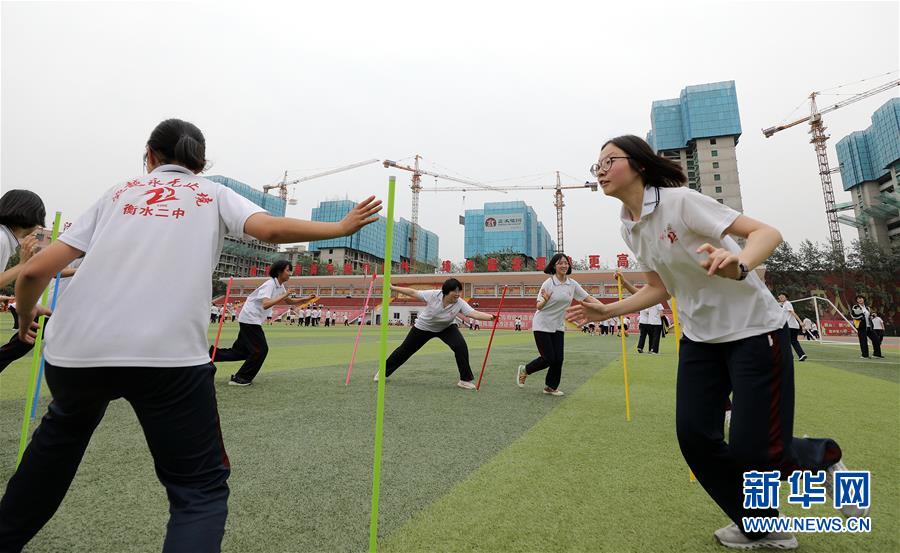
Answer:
[{"left": 2, "top": 1, "right": 898, "bottom": 265}]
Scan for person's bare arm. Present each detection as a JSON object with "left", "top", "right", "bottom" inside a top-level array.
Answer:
[
  {"left": 0, "top": 235, "right": 38, "bottom": 289},
  {"left": 14, "top": 241, "right": 83, "bottom": 343},
  {"left": 697, "top": 215, "right": 782, "bottom": 279},
  {"left": 243, "top": 197, "right": 381, "bottom": 243},
  {"left": 567, "top": 271, "right": 670, "bottom": 323}
]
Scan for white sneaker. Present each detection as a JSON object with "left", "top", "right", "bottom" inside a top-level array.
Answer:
[
  {"left": 516, "top": 364, "right": 527, "bottom": 388},
  {"left": 457, "top": 380, "right": 476, "bottom": 390},
  {"left": 714, "top": 521, "right": 797, "bottom": 550},
  {"left": 724, "top": 409, "right": 732, "bottom": 436},
  {"left": 542, "top": 386, "right": 564, "bottom": 396},
  {"left": 825, "top": 460, "right": 870, "bottom": 518}
]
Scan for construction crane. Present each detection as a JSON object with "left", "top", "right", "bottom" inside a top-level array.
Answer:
[
  {"left": 762, "top": 78, "right": 899, "bottom": 258},
  {"left": 383, "top": 155, "right": 506, "bottom": 270},
  {"left": 264, "top": 159, "right": 381, "bottom": 205},
  {"left": 428, "top": 171, "right": 598, "bottom": 253}
]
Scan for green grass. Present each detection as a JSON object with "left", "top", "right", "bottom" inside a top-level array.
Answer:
[{"left": 0, "top": 325, "right": 897, "bottom": 552}]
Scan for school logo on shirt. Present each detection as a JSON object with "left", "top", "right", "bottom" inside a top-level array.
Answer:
[
  {"left": 660, "top": 223, "right": 678, "bottom": 244},
  {"left": 115, "top": 176, "right": 212, "bottom": 221}
]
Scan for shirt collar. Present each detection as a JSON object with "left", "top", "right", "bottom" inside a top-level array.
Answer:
[
  {"left": 150, "top": 164, "right": 194, "bottom": 175},
  {"left": 1, "top": 225, "right": 19, "bottom": 251},
  {"left": 620, "top": 186, "right": 661, "bottom": 232},
  {"left": 550, "top": 275, "right": 573, "bottom": 286}
]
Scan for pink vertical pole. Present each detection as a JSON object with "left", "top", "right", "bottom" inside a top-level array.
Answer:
[
  {"left": 210, "top": 277, "right": 234, "bottom": 363},
  {"left": 476, "top": 286, "right": 508, "bottom": 390},
  {"left": 345, "top": 272, "right": 377, "bottom": 385}
]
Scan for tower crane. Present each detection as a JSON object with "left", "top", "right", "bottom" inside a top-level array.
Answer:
[
  {"left": 383, "top": 155, "right": 506, "bottom": 270},
  {"left": 428, "top": 171, "right": 598, "bottom": 253},
  {"left": 762, "top": 78, "right": 899, "bottom": 258},
  {"left": 263, "top": 159, "right": 381, "bottom": 205}
]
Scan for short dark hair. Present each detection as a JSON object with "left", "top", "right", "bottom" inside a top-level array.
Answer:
[
  {"left": 856, "top": 295, "right": 866, "bottom": 302},
  {"left": 269, "top": 260, "right": 292, "bottom": 278},
  {"left": 544, "top": 253, "right": 572, "bottom": 275},
  {"left": 602, "top": 135, "right": 686, "bottom": 188},
  {"left": 0, "top": 190, "right": 46, "bottom": 230},
  {"left": 146, "top": 118, "right": 207, "bottom": 173},
  {"left": 441, "top": 278, "right": 463, "bottom": 295}
]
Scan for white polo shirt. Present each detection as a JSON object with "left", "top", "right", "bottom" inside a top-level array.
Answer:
[
  {"left": 239, "top": 278, "right": 285, "bottom": 325},
  {"left": 532, "top": 276, "right": 590, "bottom": 333},
  {"left": 620, "top": 186, "right": 787, "bottom": 344},
  {"left": 638, "top": 308, "right": 649, "bottom": 325},
  {"left": 872, "top": 316, "right": 884, "bottom": 330},
  {"left": 780, "top": 300, "right": 800, "bottom": 329},
  {"left": 45, "top": 164, "right": 265, "bottom": 367},
  {"left": 0, "top": 225, "right": 18, "bottom": 272},
  {"left": 414, "top": 289, "right": 475, "bottom": 332},
  {"left": 646, "top": 304, "right": 664, "bottom": 326},
  {"left": 52, "top": 257, "right": 83, "bottom": 301}
]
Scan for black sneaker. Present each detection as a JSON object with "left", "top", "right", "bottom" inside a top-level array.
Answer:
[{"left": 228, "top": 376, "right": 252, "bottom": 387}]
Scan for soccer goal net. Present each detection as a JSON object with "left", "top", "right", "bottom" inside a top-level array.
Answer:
[{"left": 791, "top": 296, "right": 858, "bottom": 344}]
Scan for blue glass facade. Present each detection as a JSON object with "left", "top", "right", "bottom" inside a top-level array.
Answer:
[
  {"left": 308, "top": 200, "right": 439, "bottom": 266},
  {"left": 647, "top": 81, "right": 742, "bottom": 151},
  {"left": 206, "top": 175, "right": 287, "bottom": 216},
  {"left": 464, "top": 201, "right": 556, "bottom": 259},
  {"left": 836, "top": 98, "right": 900, "bottom": 191}
]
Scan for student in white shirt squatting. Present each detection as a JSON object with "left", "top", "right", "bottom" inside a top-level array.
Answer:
[
  {"left": 516, "top": 253, "right": 602, "bottom": 396},
  {"left": 215, "top": 260, "right": 312, "bottom": 386},
  {"left": 377, "top": 278, "right": 496, "bottom": 389},
  {"left": 566, "top": 135, "right": 862, "bottom": 551},
  {"left": 777, "top": 293, "right": 807, "bottom": 361},
  {"left": 0, "top": 119, "right": 381, "bottom": 553}
]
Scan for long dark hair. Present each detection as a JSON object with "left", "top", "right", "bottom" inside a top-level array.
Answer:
[
  {"left": 146, "top": 118, "right": 207, "bottom": 173},
  {"left": 602, "top": 135, "right": 686, "bottom": 188},
  {"left": 544, "top": 253, "right": 572, "bottom": 275}
]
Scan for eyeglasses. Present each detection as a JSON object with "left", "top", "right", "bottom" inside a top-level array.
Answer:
[{"left": 590, "top": 156, "right": 630, "bottom": 177}]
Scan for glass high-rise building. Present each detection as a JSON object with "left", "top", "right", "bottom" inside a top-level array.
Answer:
[
  {"left": 835, "top": 97, "right": 900, "bottom": 251},
  {"left": 309, "top": 200, "right": 440, "bottom": 272},
  {"left": 464, "top": 201, "right": 556, "bottom": 260},
  {"left": 647, "top": 81, "right": 744, "bottom": 212},
  {"left": 206, "top": 175, "right": 284, "bottom": 277}
]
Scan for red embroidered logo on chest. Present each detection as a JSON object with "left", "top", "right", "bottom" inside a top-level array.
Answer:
[{"left": 659, "top": 224, "right": 678, "bottom": 244}]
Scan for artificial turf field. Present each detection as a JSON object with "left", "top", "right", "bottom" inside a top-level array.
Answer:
[{"left": 0, "top": 324, "right": 897, "bottom": 553}]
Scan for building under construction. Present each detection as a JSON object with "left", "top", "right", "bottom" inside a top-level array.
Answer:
[
  {"left": 835, "top": 97, "right": 900, "bottom": 252},
  {"left": 647, "top": 80, "right": 745, "bottom": 213},
  {"left": 307, "top": 199, "right": 440, "bottom": 273},
  {"left": 207, "top": 175, "right": 285, "bottom": 277}
]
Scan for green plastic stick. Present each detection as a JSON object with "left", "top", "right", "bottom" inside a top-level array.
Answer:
[
  {"left": 369, "top": 177, "right": 395, "bottom": 552},
  {"left": 17, "top": 211, "right": 62, "bottom": 467}
]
